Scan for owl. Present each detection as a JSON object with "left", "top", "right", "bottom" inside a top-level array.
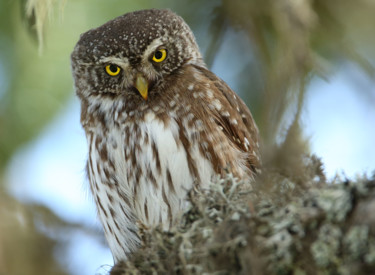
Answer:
[{"left": 71, "top": 9, "right": 260, "bottom": 262}]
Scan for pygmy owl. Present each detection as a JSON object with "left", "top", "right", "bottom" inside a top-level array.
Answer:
[{"left": 71, "top": 9, "right": 260, "bottom": 262}]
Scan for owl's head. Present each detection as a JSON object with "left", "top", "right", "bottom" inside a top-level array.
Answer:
[{"left": 71, "top": 9, "right": 204, "bottom": 101}]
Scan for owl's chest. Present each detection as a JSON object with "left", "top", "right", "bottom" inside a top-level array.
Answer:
[{"left": 87, "top": 113, "right": 215, "bottom": 227}]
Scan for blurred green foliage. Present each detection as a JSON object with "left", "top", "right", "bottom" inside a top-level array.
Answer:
[
  {"left": 0, "top": 0, "right": 375, "bottom": 274},
  {"left": 2, "top": 0, "right": 375, "bottom": 168}
]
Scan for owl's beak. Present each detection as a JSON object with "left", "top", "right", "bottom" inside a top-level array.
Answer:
[{"left": 135, "top": 74, "right": 148, "bottom": 100}]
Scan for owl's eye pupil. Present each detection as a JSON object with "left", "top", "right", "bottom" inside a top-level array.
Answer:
[
  {"left": 155, "top": 51, "right": 163, "bottom": 59},
  {"left": 109, "top": 65, "right": 118, "bottom": 73}
]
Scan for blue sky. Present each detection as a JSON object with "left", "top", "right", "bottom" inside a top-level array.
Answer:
[{"left": 304, "top": 64, "right": 375, "bottom": 178}]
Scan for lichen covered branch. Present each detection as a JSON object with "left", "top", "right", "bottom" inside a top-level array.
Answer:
[{"left": 111, "top": 156, "right": 375, "bottom": 274}]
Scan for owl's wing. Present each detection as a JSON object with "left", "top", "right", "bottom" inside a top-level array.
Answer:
[{"left": 195, "top": 66, "right": 261, "bottom": 173}]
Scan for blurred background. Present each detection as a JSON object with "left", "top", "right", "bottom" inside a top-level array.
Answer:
[{"left": 1, "top": 0, "right": 374, "bottom": 274}]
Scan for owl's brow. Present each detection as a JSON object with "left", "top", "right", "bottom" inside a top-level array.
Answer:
[
  {"left": 74, "top": 61, "right": 93, "bottom": 66},
  {"left": 100, "top": 56, "right": 130, "bottom": 67},
  {"left": 142, "top": 37, "right": 164, "bottom": 60}
]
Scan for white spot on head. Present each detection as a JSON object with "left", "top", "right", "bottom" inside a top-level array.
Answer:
[
  {"left": 170, "top": 100, "right": 176, "bottom": 107},
  {"left": 188, "top": 84, "right": 194, "bottom": 91}
]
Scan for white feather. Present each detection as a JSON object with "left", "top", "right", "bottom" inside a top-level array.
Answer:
[{"left": 88, "top": 111, "right": 215, "bottom": 262}]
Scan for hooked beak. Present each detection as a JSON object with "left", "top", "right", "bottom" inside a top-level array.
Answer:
[{"left": 135, "top": 73, "right": 148, "bottom": 100}]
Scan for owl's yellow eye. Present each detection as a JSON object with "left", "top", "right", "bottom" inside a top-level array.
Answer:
[
  {"left": 152, "top": 49, "right": 167, "bottom": 63},
  {"left": 105, "top": 64, "right": 121, "bottom": 76}
]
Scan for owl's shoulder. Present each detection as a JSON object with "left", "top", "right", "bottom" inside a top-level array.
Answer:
[{"left": 188, "top": 64, "right": 261, "bottom": 173}]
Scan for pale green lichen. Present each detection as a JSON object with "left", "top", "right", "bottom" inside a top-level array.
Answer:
[
  {"left": 313, "top": 188, "right": 352, "bottom": 222},
  {"left": 310, "top": 224, "right": 342, "bottom": 268},
  {"left": 365, "top": 239, "right": 375, "bottom": 265},
  {"left": 344, "top": 225, "right": 369, "bottom": 260},
  {"left": 110, "top": 156, "right": 375, "bottom": 275}
]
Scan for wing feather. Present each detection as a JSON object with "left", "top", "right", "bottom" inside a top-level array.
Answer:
[{"left": 193, "top": 65, "right": 261, "bottom": 173}]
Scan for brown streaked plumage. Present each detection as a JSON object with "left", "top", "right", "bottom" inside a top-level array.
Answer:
[{"left": 71, "top": 8, "right": 260, "bottom": 262}]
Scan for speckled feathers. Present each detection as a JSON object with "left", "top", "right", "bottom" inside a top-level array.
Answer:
[
  {"left": 72, "top": 9, "right": 202, "bottom": 70},
  {"left": 71, "top": 9, "right": 260, "bottom": 262}
]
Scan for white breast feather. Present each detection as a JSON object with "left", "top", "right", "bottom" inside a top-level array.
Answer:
[{"left": 88, "top": 111, "right": 215, "bottom": 262}]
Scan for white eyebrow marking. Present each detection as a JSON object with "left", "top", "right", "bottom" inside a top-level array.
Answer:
[
  {"left": 100, "top": 56, "right": 130, "bottom": 69},
  {"left": 142, "top": 37, "right": 164, "bottom": 61}
]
